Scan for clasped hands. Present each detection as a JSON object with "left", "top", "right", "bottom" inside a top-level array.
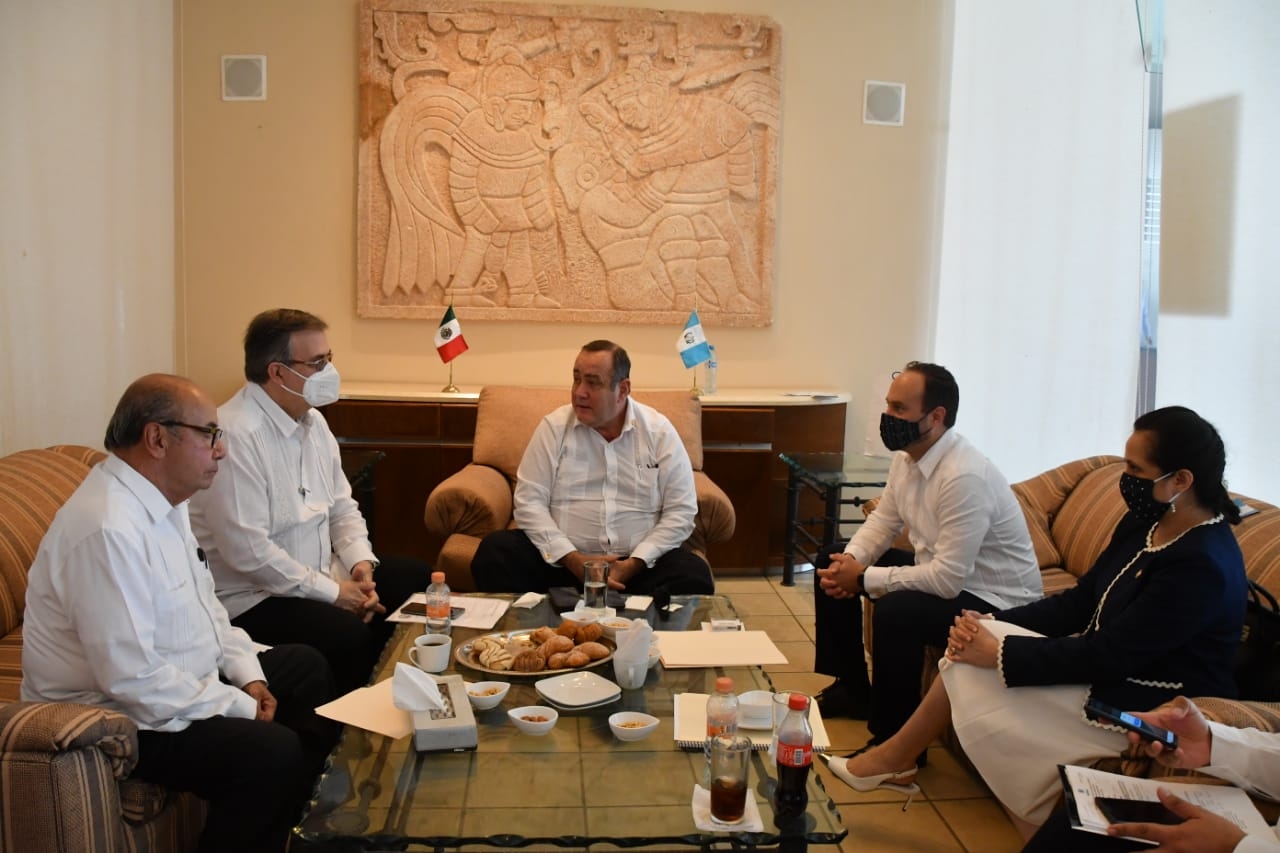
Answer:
[
  {"left": 943, "top": 609, "right": 998, "bottom": 668},
  {"left": 562, "top": 551, "right": 642, "bottom": 590},
  {"left": 336, "top": 560, "right": 384, "bottom": 623},
  {"left": 816, "top": 552, "right": 865, "bottom": 599}
]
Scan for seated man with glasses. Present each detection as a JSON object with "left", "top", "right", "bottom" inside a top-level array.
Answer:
[{"left": 190, "top": 308, "right": 431, "bottom": 693}]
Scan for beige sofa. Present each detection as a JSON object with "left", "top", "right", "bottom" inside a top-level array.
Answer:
[
  {"left": 424, "top": 385, "right": 736, "bottom": 591},
  {"left": 0, "top": 446, "right": 204, "bottom": 853}
]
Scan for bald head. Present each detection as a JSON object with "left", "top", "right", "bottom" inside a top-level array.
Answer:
[{"left": 104, "top": 374, "right": 203, "bottom": 451}]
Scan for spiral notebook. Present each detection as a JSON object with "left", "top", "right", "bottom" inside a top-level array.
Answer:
[{"left": 673, "top": 693, "right": 830, "bottom": 751}]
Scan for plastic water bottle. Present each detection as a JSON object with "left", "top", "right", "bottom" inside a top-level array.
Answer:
[
  {"left": 705, "top": 345, "right": 718, "bottom": 395},
  {"left": 704, "top": 676, "right": 738, "bottom": 784},
  {"left": 772, "top": 692, "right": 812, "bottom": 823},
  {"left": 425, "top": 571, "right": 452, "bottom": 635}
]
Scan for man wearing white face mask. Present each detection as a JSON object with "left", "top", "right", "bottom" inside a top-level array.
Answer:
[{"left": 190, "top": 308, "right": 431, "bottom": 693}]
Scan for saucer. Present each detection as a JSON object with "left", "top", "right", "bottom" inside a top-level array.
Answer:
[{"left": 535, "top": 670, "right": 622, "bottom": 708}]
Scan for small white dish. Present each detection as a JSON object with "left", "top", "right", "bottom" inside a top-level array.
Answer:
[
  {"left": 599, "top": 616, "right": 634, "bottom": 640},
  {"left": 536, "top": 670, "right": 622, "bottom": 708},
  {"left": 738, "top": 690, "right": 775, "bottom": 729},
  {"left": 608, "top": 711, "right": 659, "bottom": 742},
  {"left": 559, "top": 610, "right": 599, "bottom": 625},
  {"left": 508, "top": 705, "right": 558, "bottom": 735},
  {"left": 465, "top": 680, "right": 510, "bottom": 711}
]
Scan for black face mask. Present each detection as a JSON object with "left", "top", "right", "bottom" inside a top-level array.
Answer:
[
  {"left": 880, "top": 412, "right": 933, "bottom": 452},
  {"left": 1119, "top": 471, "right": 1175, "bottom": 521}
]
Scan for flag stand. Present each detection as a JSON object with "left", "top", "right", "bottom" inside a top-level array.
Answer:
[
  {"left": 689, "top": 363, "right": 702, "bottom": 397},
  {"left": 441, "top": 361, "right": 460, "bottom": 393}
]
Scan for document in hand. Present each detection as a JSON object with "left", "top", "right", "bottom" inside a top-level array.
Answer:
[{"left": 1059, "top": 764, "right": 1272, "bottom": 844}]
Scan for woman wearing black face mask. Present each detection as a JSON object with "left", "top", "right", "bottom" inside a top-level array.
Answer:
[{"left": 827, "top": 406, "right": 1247, "bottom": 840}]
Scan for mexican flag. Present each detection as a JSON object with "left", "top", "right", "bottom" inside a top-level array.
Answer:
[{"left": 434, "top": 305, "right": 468, "bottom": 363}]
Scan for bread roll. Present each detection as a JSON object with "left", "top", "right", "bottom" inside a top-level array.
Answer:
[
  {"left": 574, "top": 623, "right": 604, "bottom": 643},
  {"left": 565, "top": 649, "right": 590, "bottom": 668},
  {"left": 555, "top": 621, "right": 579, "bottom": 638},
  {"left": 575, "top": 641, "right": 609, "bottom": 660},
  {"left": 530, "top": 626, "right": 557, "bottom": 644},
  {"left": 479, "top": 647, "right": 513, "bottom": 671},
  {"left": 512, "top": 650, "right": 547, "bottom": 672},
  {"left": 538, "top": 634, "right": 574, "bottom": 656},
  {"left": 547, "top": 652, "right": 570, "bottom": 669}
]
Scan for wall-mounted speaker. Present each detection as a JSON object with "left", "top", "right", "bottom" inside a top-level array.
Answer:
[
  {"left": 221, "top": 55, "right": 267, "bottom": 101},
  {"left": 863, "top": 80, "right": 905, "bottom": 126}
]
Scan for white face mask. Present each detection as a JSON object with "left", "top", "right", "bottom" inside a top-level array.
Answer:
[{"left": 282, "top": 362, "right": 341, "bottom": 408}]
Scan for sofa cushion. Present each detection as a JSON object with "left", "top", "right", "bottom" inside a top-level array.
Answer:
[
  {"left": 0, "top": 627, "right": 23, "bottom": 703},
  {"left": 0, "top": 449, "right": 96, "bottom": 638},
  {"left": 1050, "top": 461, "right": 1129, "bottom": 578},
  {"left": 1012, "top": 455, "right": 1122, "bottom": 572},
  {"left": 472, "top": 386, "right": 703, "bottom": 481},
  {"left": 1233, "top": 495, "right": 1280, "bottom": 589}
]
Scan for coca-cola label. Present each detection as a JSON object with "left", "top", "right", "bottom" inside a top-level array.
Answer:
[{"left": 777, "top": 742, "right": 812, "bottom": 768}]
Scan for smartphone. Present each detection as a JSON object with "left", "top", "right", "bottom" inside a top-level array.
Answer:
[
  {"left": 1084, "top": 698, "right": 1178, "bottom": 749},
  {"left": 400, "top": 602, "right": 465, "bottom": 619},
  {"left": 1095, "top": 796, "right": 1185, "bottom": 826}
]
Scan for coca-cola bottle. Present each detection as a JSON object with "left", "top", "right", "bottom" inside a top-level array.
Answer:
[{"left": 772, "top": 692, "right": 812, "bottom": 823}]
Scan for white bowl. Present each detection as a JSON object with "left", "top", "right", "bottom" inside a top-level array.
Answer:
[
  {"left": 508, "top": 705, "right": 558, "bottom": 735},
  {"left": 466, "top": 681, "right": 510, "bottom": 711},
  {"left": 738, "top": 690, "right": 774, "bottom": 729},
  {"left": 608, "top": 711, "right": 659, "bottom": 742},
  {"left": 599, "top": 616, "right": 634, "bottom": 640},
  {"left": 559, "top": 610, "right": 599, "bottom": 626}
]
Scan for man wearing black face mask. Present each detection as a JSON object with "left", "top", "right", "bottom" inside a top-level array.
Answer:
[
  {"left": 189, "top": 309, "right": 432, "bottom": 694},
  {"left": 812, "top": 361, "right": 1042, "bottom": 752}
]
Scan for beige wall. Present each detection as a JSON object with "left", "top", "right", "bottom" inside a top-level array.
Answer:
[{"left": 178, "top": 0, "right": 953, "bottom": 455}]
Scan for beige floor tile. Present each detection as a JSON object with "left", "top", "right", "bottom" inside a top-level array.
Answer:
[
  {"left": 917, "top": 746, "right": 993, "bottom": 801},
  {"left": 767, "top": 672, "right": 834, "bottom": 699},
  {"left": 740, "top": 613, "right": 809, "bottom": 642},
  {"left": 820, "top": 717, "right": 873, "bottom": 753},
  {"left": 763, "top": 639, "right": 815, "bottom": 672},
  {"left": 932, "top": 797, "right": 1024, "bottom": 853},
  {"left": 837, "top": 802, "right": 966, "bottom": 852},
  {"left": 715, "top": 577, "right": 774, "bottom": 595},
  {"left": 725, "top": 591, "right": 792, "bottom": 616}
]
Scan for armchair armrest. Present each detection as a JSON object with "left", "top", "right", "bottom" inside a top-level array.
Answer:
[
  {"left": 686, "top": 472, "right": 736, "bottom": 556},
  {"left": 0, "top": 700, "right": 138, "bottom": 780},
  {"left": 425, "top": 464, "right": 514, "bottom": 539}
]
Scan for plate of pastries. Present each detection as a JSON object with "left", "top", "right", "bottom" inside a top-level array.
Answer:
[{"left": 455, "top": 620, "right": 615, "bottom": 676}]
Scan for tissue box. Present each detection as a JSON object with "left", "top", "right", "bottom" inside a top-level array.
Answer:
[{"left": 412, "top": 674, "right": 479, "bottom": 752}]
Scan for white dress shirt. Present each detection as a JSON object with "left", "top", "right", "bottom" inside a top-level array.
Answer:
[
  {"left": 513, "top": 399, "right": 697, "bottom": 568},
  {"left": 22, "top": 454, "right": 263, "bottom": 732},
  {"left": 1205, "top": 723, "right": 1280, "bottom": 851},
  {"left": 189, "top": 382, "right": 377, "bottom": 618},
  {"left": 848, "top": 428, "right": 1042, "bottom": 608}
]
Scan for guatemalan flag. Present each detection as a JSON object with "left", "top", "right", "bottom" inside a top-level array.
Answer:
[
  {"left": 677, "top": 310, "right": 711, "bottom": 368},
  {"left": 434, "top": 305, "right": 469, "bottom": 363}
]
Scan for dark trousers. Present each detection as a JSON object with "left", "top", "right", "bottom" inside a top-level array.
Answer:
[
  {"left": 813, "top": 546, "right": 988, "bottom": 740},
  {"left": 232, "top": 555, "right": 431, "bottom": 694},
  {"left": 1022, "top": 804, "right": 1146, "bottom": 852},
  {"left": 132, "top": 644, "right": 340, "bottom": 853},
  {"left": 471, "top": 528, "right": 715, "bottom": 596}
]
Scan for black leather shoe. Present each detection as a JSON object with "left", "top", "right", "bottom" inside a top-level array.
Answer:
[{"left": 815, "top": 681, "right": 871, "bottom": 720}]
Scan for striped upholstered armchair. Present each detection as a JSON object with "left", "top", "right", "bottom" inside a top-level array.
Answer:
[{"left": 0, "top": 446, "right": 204, "bottom": 852}]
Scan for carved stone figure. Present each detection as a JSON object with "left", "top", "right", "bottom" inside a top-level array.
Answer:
[{"left": 358, "top": 0, "right": 780, "bottom": 327}]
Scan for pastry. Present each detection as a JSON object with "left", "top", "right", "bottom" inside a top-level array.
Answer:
[
  {"left": 574, "top": 623, "right": 604, "bottom": 643},
  {"left": 512, "top": 650, "right": 547, "bottom": 672},
  {"left": 538, "top": 634, "right": 574, "bottom": 656},
  {"left": 547, "top": 651, "right": 570, "bottom": 669},
  {"left": 530, "top": 626, "right": 557, "bottom": 644},
  {"left": 575, "top": 641, "right": 609, "bottom": 660},
  {"left": 564, "top": 650, "right": 590, "bottom": 668},
  {"left": 555, "top": 621, "right": 579, "bottom": 638},
  {"left": 471, "top": 636, "right": 504, "bottom": 656},
  {"left": 478, "top": 647, "right": 513, "bottom": 671}
]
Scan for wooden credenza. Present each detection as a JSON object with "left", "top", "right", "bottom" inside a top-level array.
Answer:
[{"left": 321, "top": 384, "right": 848, "bottom": 575}]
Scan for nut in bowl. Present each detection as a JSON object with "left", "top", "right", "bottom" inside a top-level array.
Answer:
[
  {"left": 608, "top": 711, "right": 659, "bottom": 742},
  {"left": 508, "top": 705, "right": 558, "bottom": 736},
  {"left": 599, "top": 616, "right": 634, "bottom": 640},
  {"left": 465, "top": 681, "right": 510, "bottom": 711}
]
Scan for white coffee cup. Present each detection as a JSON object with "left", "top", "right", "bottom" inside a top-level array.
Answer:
[{"left": 408, "top": 633, "right": 452, "bottom": 673}]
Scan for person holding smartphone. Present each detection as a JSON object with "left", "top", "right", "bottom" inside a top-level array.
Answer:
[
  {"left": 1023, "top": 696, "right": 1280, "bottom": 852},
  {"left": 826, "top": 407, "right": 1248, "bottom": 839}
]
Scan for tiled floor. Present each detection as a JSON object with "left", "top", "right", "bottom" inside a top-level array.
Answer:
[{"left": 722, "top": 573, "right": 1026, "bottom": 853}]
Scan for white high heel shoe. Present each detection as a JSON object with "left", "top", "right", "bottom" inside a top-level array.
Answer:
[{"left": 821, "top": 754, "right": 920, "bottom": 809}]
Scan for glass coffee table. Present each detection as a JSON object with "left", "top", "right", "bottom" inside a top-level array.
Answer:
[{"left": 295, "top": 594, "right": 847, "bottom": 850}]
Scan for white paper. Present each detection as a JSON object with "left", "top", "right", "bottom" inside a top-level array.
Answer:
[
  {"left": 315, "top": 676, "right": 412, "bottom": 739},
  {"left": 386, "top": 593, "right": 509, "bottom": 629},
  {"left": 1061, "top": 764, "right": 1273, "bottom": 841},
  {"left": 513, "top": 592, "right": 544, "bottom": 608},
  {"left": 624, "top": 595, "right": 654, "bottom": 611},
  {"left": 655, "top": 630, "right": 787, "bottom": 668},
  {"left": 673, "top": 692, "right": 830, "bottom": 751},
  {"left": 391, "top": 662, "right": 445, "bottom": 712}
]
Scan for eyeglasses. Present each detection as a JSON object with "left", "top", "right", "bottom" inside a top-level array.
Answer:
[
  {"left": 285, "top": 351, "right": 334, "bottom": 371},
  {"left": 160, "top": 421, "right": 225, "bottom": 447}
]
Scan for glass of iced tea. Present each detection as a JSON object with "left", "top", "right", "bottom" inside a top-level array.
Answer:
[{"left": 708, "top": 734, "right": 751, "bottom": 824}]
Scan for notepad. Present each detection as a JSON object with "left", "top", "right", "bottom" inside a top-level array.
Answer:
[
  {"left": 654, "top": 630, "right": 787, "bottom": 668},
  {"left": 673, "top": 693, "right": 830, "bottom": 751}
]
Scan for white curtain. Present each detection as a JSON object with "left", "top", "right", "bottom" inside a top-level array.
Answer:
[
  {"left": 932, "top": 0, "right": 1144, "bottom": 482},
  {"left": 0, "top": 0, "right": 175, "bottom": 456}
]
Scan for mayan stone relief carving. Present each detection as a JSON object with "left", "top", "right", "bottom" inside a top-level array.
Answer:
[{"left": 357, "top": 0, "right": 780, "bottom": 326}]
